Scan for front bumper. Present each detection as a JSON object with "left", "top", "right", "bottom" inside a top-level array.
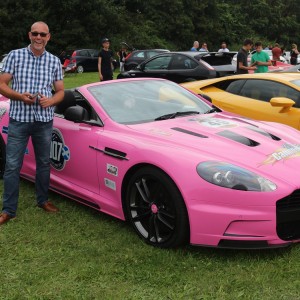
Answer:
[{"left": 188, "top": 189, "right": 300, "bottom": 249}]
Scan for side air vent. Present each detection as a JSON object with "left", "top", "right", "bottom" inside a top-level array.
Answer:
[{"left": 217, "top": 130, "right": 260, "bottom": 147}]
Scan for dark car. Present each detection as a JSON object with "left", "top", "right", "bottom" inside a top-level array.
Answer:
[
  {"left": 118, "top": 51, "right": 218, "bottom": 83},
  {"left": 66, "top": 49, "right": 100, "bottom": 73},
  {"left": 124, "top": 49, "right": 169, "bottom": 71},
  {"left": 196, "top": 51, "right": 237, "bottom": 77}
]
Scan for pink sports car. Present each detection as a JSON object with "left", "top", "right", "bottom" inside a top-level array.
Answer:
[{"left": 1, "top": 78, "right": 300, "bottom": 249}]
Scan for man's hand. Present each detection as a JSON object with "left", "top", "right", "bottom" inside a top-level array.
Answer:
[
  {"left": 22, "top": 92, "right": 37, "bottom": 105},
  {"left": 39, "top": 94, "right": 54, "bottom": 108}
]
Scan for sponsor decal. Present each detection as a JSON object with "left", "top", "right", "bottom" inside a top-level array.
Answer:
[
  {"left": 0, "top": 108, "right": 6, "bottom": 120},
  {"left": 190, "top": 117, "right": 238, "bottom": 128},
  {"left": 149, "top": 128, "right": 172, "bottom": 136},
  {"left": 50, "top": 128, "right": 70, "bottom": 171},
  {"left": 107, "top": 164, "right": 118, "bottom": 176},
  {"left": 260, "top": 143, "right": 300, "bottom": 166},
  {"left": 104, "top": 178, "right": 116, "bottom": 190}
]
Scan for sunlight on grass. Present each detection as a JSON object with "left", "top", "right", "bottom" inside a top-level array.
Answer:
[{"left": 1, "top": 73, "right": 300, "bottom": 299}]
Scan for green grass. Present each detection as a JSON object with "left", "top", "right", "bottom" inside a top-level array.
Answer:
[{"left": 1, "top": 73, "right": 300, "bottom": 299}]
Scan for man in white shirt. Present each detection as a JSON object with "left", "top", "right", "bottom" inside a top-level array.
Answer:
[{"left": 218, "top": 42, "right": 229, "bottom": 52}]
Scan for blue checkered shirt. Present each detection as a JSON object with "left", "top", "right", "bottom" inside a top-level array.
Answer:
[{"left": 2, "top": 46, "right": 63, "bottom": 122}]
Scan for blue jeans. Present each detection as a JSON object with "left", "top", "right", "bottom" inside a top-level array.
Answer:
[{"left": 2, "top": 118, "right": 53, "bottom": 217}]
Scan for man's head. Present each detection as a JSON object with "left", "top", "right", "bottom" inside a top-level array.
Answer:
[
  {"left": 221, "top": 42, "right": 227, "bottom": 49},
  {"left": 243, "top": 39, "right": 253, "bottom": 51},
  {"left": 29, "top": 21, "right": 50, "bottom": 56},
  {"left": 274, "top": 43, "right": 279, "bottom": 48},
  {"left": 201, "top": 43, "right": 208, "bottom": 49},
  {"left": 254, "top": 41, "right": 263, "bottom": 53},
  {"left": 102, "top": 38, "right": 110, "bottom": 49},
  {"left": 193, "top": 41, "right": 199, "bottom": 49}
]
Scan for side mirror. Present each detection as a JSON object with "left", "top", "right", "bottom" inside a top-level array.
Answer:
[
  {"left": 64, "top": 106, "right": 89, "bottom": 122},
  {"left": 270, "top": 97, "right": 295, "bottom": 113}
]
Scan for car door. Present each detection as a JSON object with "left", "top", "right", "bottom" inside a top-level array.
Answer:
[
  {"left": 167, "top": 54, "right": 199, "bottom": 83},
  {"left": 51, "top": 113, "right": 102, "bottom": 200},
  {"left": 90, "top": 49, "right": 100, "bottom": 71},
  {"left": 136, "top": 55, "right": 172, "bottom": 79},
  {"left": 215, "top": 79, "right": 300, "bottom": 129}
]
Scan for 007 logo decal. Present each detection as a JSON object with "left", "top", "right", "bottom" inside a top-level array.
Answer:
[{"left": 50, "top": 128, "right": 70, "bottom": 171}]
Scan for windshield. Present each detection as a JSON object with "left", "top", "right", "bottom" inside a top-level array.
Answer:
[{"left": 88, "top": 80, "right": 211, "bottom": 124}]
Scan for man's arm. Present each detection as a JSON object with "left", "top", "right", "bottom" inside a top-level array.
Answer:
[
  {"left": 0, "top": 73, "right": 36, "bottom": 104},
  {"left": 98, "top": 56, "right": 103, "bottom": 80}
]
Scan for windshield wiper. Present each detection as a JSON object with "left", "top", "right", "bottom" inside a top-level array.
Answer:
[
  {"left": 155, "top": 111, "right": 200, "bottom": 121},
  {"left": 204, "top": 106, "right": 222, "bottom": 114}
]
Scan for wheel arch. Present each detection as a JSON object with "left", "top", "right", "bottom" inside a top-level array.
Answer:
[{"left": 121, "top": 162, "right": 191, "bottom": 247}]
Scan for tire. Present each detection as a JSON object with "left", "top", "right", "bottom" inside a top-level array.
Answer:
[
  {"left": 0, "top": 135, "right": 6, "bottom": 179},
  {"left": 125, "top": 166, "right": 189, "bottom": 248},
  {"left": 77, "top": 65, "right": 84, "bottom": 73}
]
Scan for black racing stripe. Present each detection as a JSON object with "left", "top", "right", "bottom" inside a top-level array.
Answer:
[
  {"left": 171, "top": 127, "right": 208, "bottom": 138},
  {"left": 217, "top": 130, "right": 260, "bottom": 147}
]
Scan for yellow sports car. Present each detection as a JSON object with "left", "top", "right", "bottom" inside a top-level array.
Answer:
[{"left": 182, "top": 73, "right": 300, "bottom": 129}]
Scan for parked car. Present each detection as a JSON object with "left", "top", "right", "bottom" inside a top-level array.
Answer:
[
  {"left": 1, "top": 78, "right": 300, "bottom": 249},
  {"left": 269, "top": 64, "right": 300, "bottom": 73},
  {"left": 124, "top": 49, "right": 169, "bottom": 71},
  {"left": 65, "top": 49, "right": 100, "bottom": 73},
  {"left": 182, "top": 73, "right": 300, "bottom": 129},
  {"left": 118, "top": 51, "right": 219, "bottom": 83},
  {"left": 250, "top": 49, "right": 288, "bottom": 63},
  {"left": 196, "top": 51, "right": 237, "bottom": 77}
]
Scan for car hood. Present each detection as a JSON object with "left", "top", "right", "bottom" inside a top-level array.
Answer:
[{"left": 126, "top": 113, "right": 300, "bottom": 186}]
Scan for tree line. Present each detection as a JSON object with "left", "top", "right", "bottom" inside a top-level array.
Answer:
[{"left": 1, "top": 0, "right": 299, "bottom": 56}]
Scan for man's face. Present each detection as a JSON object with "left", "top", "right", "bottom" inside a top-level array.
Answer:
[
  {"left": 29, "top": 22, "right": 50, "bottom": 54},
  {"left": 103, "top": 41, "right": 110, "bottom": 48},
  {"left": 222, "top": 43, "right": 226, "bottom": 49},
  {"left": 255, "top": 45, "right": 263, "bottom": 53},
  {"left": 246, "top": 44, "right": 253, "bottom": 51}
]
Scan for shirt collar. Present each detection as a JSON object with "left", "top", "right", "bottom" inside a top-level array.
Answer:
[{"left": 27, "top": 45, "right": 46, "bottom": 57}]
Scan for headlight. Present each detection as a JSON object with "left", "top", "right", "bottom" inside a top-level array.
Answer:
[{"left": 197, "top": 161, "right": 276, "bottom": 192}]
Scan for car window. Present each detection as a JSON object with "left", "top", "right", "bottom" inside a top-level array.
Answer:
[
  {"left": 225, "top": 80, "right": 246, "bottom": 94},
  {"left": 88, "top": 80, "right": 211, "bottom": 124},
  {"left": 144, "top": 56, "right": 172, "bottom": 70},
  {"left": 169, "top": 54, "right": 198, "bottom": 70},
  {"left": 78, "top": 50, "right": 91, "bottom": 57},
  {"left": 240, "top": 79, "right": 300, "bottom": 105},
  {"left": 133, "top": 51, "right": 145, "bottom": 58},
  {"left": 90, "top": 50, "right": 99, "bottom": 57},
  {"left": 147, "top": 51, "right": 161, "bottom": 58}
]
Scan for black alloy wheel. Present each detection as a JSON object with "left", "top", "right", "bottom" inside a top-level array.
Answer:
[{"left": 126, "top": 166, "right": 189, "bottom": 248}]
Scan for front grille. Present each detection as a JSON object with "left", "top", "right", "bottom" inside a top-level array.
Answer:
[{"left": 276, "top": 189, "right": 300, "bottom": 240}]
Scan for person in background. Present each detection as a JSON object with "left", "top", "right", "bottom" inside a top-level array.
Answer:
[
  {"left": 199, "top": 42, "right": 208, "bottom": 52},
  {"left": 0, "top": 21, "right": 64, "bottom": 225},
  {"left": 272, "top": 43, "right": 282, "bottom": 61},
  {"left": 117, "top": 46, "right": 128, "bottom": 73},
  {"left": 236, "top": 38, "right": 257, "bottom": 74},
  {"left": 218, "top": 42, "right": 229, "bottom": 52},
  {"left": 250, "top": 41, "right": 271, "bottom": 73},
  {"left": 290, "top": 44, "right": 299, "bottom": 65},
  {"left": 98, "top": 38, "right": 114, "bottom": 81},
  {"left": 190, "top": 41, "right": 199, "bottom": 51}
]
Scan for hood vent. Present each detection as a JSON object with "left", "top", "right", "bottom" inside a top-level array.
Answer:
[
  {"left": 171, "top": 127, "right": 208, "bottom": 138},
  {"left": 247, "top": 126, "right": 281, "bottom": 141},
  {"left": 217, "top": 130, "right": 260, "bottom": 147}
]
